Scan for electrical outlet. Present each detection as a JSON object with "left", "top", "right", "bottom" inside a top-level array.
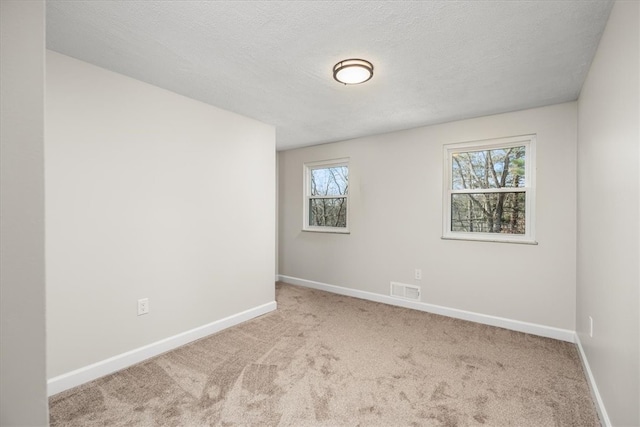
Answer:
[
  {"left": 589, "top": 316, "right": 593, "bottom": 338},
  {"left": 415, "top": 269, "right": 422, "bottom": 280},
  {"left": 138, "top": 298, "right": 149, "bottom": 316}
]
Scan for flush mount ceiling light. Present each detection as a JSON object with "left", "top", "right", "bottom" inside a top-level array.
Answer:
[{"left": 333, "top": 59, "right": 374, "bottom": 85}]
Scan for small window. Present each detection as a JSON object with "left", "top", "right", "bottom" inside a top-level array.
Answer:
[
  {"left": 443, "top": 135, "right": 536, "bottom": 244},
  {"left": 303, "top": 158, "right": 349, "bottom": 233}
]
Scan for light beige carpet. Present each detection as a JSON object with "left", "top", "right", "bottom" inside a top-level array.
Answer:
[{"left": 50, "top": 282, "right": 600, "bottom": 426}]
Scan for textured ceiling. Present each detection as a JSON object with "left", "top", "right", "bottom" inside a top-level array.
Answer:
[{"left": 46, "top": 1, "right": 614, "bottom": 150}]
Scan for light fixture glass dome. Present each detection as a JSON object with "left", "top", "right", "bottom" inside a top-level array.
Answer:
[{"left": 333, "top": 59, "right": 374, "bottom": 85}]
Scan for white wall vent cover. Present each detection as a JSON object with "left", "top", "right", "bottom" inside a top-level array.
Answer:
[{"left": 390, "top": 282, "right": 421, "bottom": 301}]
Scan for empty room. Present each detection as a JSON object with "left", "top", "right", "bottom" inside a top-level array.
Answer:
[{"left": 1, "top": 1, "right": 638, "bottom": 426}]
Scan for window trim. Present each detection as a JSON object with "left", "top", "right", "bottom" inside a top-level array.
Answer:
[
  {"left": 442, "top": 135, "right": 537, "bottom": 244},
  {"left": 303, "top": 158, "right": 350, "bottom": 234}
]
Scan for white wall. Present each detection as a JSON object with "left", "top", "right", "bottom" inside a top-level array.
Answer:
[
  {"left": 0, "top": 1, "right": 49, "bottom": 425},
  {"left": 576, "top": 1, "right": 639, "bottom": 425},
  {"left": 279, "top": 102, "right": 577, "bottom": 331},
  {"left": 46, "top": 52, "right": 276, "bottom": 378}
]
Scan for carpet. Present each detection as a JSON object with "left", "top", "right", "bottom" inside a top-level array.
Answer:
[{"left": 49, "top": 282, "right": 600, "bottom": 426}]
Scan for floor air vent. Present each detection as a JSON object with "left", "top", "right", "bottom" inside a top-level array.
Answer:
[{"left": 390, "top": 282, "right": 421, "bottom": 301}]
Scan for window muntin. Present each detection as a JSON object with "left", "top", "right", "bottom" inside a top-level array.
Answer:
[
  {"left": 304, "top": 159, "right": 349, "bottom": 233},
  {"left": 443, "top": 135, "right": 536, "bottom": 244}
]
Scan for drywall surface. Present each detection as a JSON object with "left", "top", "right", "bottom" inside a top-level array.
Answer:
[
  {"left": 46, "top": 51, "right": 276, "bottom": 377},
  {"left": 0, "top": 1, "right": 49, "bottom": 425},
  {"left": 46, "top": 1, "right": 614, "bottom": 150},
  {"left": 279, "top": 102, "right": 577, "bottom": 330},
  {"left": 576, "top": 1, "right": 640, "bottom": 425}
]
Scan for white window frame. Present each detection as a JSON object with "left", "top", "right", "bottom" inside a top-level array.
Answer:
[
  {"left": 442, "top": 135, "right": 537, "bottom": 244},
  {"left": 303, "top": 158, "right": 350, "bottom": 234}
]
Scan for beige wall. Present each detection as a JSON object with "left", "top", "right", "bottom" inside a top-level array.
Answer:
[
  {"left": 46, "top": 52, "right": 276, "bottom": 377},
  {"left": 576, "top": 1, "right": 640, "bottom": 425},
  {"left": 279, "top": 102, "right": 577, "bottom": 330},
  {"left": 0, "top": 1, "right": 49, "bottom": 425}
]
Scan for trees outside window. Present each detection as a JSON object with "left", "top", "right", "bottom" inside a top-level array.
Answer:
[
  {"left": 443, "top": 135, "right": 536, "bottom": 244},
  {"left": 303, "top": 158, "right": 349, "bottom": 233}
]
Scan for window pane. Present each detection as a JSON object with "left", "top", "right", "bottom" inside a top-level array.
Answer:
[
  {"left": 311, "top": 166, "right": 348, "bottom": 196},
  {"left": 309, "top": 198, "right": 347, "bottom": 228},
  {"left": 451, "top": 192, "right": 526, "bottom": 234},
  {"left": 452, "top": 146, "right": 526, "bottom": 190}
]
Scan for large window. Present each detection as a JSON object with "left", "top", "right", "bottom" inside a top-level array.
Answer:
[
  {"left": 303, "top": 158, "right": 349, "bottom": 233},
  {"left": 443, "top": 135, "right": 536, "bottom": 244}
]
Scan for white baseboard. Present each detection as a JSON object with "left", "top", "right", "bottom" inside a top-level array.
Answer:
[
  {"left": 47, "top": 300, "right": 277, "bottom": 396},
  {"left": 575, "top": 333, "right": 611, "bottom": 426},
  {"left": 277, "top": 275, "right": 575, "bottom": 343}
]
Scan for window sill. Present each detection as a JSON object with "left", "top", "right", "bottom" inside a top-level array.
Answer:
[
  {"left": 441, "top": 236, "right": 538, "bottom": 245},
  {"left": 302, "top": 228, "right": 350, "bottom": 234}
]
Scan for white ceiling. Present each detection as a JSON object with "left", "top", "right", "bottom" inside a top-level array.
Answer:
[{"left": 46, "top": 1, "right": 614, "bottom": 150}]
